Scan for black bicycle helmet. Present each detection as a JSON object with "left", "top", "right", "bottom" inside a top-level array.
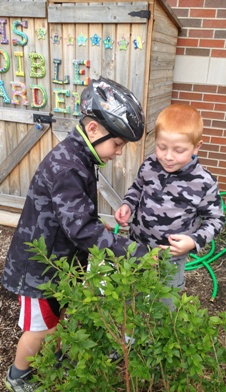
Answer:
[{"left": 80, "top": 76, "right": 145, "bottom": 142}]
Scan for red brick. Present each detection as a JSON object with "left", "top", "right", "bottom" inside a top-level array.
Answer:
[
  {"left": 198, "top": 150, "right": 208, "bottom": 158},
  {"left": 173, "top": 83, "right": 193, "bottom": 91},
  {"left": 215, "top": 30, "right": 226, "bottom": 39},
  {"left": 177, "top": 37, "right": 199, "bottom": 47},
  {"left": 206, "top": 0, "right": 226, "bottom": 7},
  {"left": 215, "top": 104, "right": 226, "bottom": 112},
  {"left": 217, "top": 10, "right": 226, "bottom": 18},
  {"left": 172, "top": 91, "right": 179, "bottom": 98},
  {"left": 209, "top": 151, "right": 225, "bottom": 159},
  {"left": 193, "top": 85, "right": 217, "bottom": 93},
  {"left": 201, "top": 143, "right": 219, "bottom": 152},
  {"left": 189, "top": 29, "right": 214, "bottom": 38},
  {"left": 201, "top": 111, "right": 225, "bottom": 120},
  {"left": 217, "top": 178, "right": 226, "bottom": 192},
  {"left": 203, "top": 20, "right": 226, "bottom": 28},
  {"left": 208, "top": 167, "right": 226, "bottom": 175},
  {"left": 167, "top": 0, "right": 177, "bottom": 6},
  {"left": 180, "top": 18, "right": 201, "bottom": 27},
  {"left": 190, "top": 8, "right": 216, "bottom": 18},
  {"left": 174, "top": 9, "right": 189, "bottom": 17},
  {"left": 204, "top": 94, "right": 226, "bottom": 103},
  {"left": 211, "top": 49, "right": 226, "bottom": 57},
  {"left": 219, "top": 161, "right": 226, "bottom": 168},
  {"left": 212, "top": 137, "right": 226, "bottom": 145},
  {"left": 204, "top": 128, "right": 223, "bottom": 137},
  {"left": 199, "top": 158, "right": 218, "bottom": 166},
  {"left": 176, "top": 47, "right": 185, "bottom": 55},
  {"left": 217, "top": 86, "right": 226, "bottom": 94},
  {"left": 200, "top": 39, "right": 224, "bottom": 48},
  {"left": 194, "top": 102, "right": 214, "bottom": 110},
  {"left": 220, "top": 146, "right": 226, "bottom": 153},
  {"left": 186, "top": 48, "right": 210, "bottom": 56},
  {"left": 212, "top": 120, "right": 226, "bottom": 129},
  {"left": 203, "top": 119, "right": 211, "bottom": 127},
  {"left": 179, "top": 0, "right": 204, "bottom": 6},
  {"left": 179, "top": 92, "right": 203, "bottom": 100},
  {"left": 201, "top": 135, "right": 211, "bottom": 143}
]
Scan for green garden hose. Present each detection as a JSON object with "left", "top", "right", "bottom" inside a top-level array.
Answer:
[
  {"left": 114, "top": 192, "right": 226, "bottom": 300},
  {"left": 186, "top": 192, "right": 226, "bottom": 300}
]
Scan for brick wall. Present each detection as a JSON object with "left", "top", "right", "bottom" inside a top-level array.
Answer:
[{"left": 167, "top": 0, "right": 226, "bottom": 192}]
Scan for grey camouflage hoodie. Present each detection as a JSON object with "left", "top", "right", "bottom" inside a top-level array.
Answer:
[
  {"left": 2, "top": 126, "right": 148, "bottom": 298},
  {"left": 123, "top": 154, "right": 225, "bottom": 254}
]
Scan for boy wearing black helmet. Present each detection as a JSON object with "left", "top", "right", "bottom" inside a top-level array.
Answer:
[{"left": 2, "top": 77, "right": 148, "bottom": 392}]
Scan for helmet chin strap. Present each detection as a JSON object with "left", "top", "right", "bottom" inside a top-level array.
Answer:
[
  {"left": 77, "top": 121, "right": 107, "bottom": 168},
  {"left": 92, "top": 133, "right": 112, "bottom": 147},
  {"left": 79, "top": 118, "right": 115, "bottom": 147}
]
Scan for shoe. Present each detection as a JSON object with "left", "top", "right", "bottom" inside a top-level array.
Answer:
[
  {"left": 108, "top": 350, "right": 122, "bottom": 362},
  {"left": 4, "top": 365, "right": 38, "bottom": 392}
]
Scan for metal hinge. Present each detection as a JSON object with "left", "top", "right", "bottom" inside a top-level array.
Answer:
[{"left": 128, "top": 10, "right": 151, "bottom": 20}]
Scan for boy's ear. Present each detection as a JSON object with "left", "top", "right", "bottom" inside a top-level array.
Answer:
[
  {"left": 195, "top": 140, "right": 203, "bottom": 153},
  {"left": 86, "top": 120, "right": 99, "bottom": 140}
]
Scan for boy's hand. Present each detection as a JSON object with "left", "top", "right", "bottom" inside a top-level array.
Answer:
[
  {"left": 159, "top": 234, "right": 195, "bottom": 256},
  {"left": 114, "top": 204, "right": 132, "bottom": 227}
]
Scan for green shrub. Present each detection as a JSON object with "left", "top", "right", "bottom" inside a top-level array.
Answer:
[{"left": 26, "top": 237, "right": 226, "bottom": 392}]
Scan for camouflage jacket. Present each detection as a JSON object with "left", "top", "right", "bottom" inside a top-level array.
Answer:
[
  {"left": 2, "top": 126, "right": 148, "bottom": 298},
  {"left": 123, "top": 154, "right": 225, "bottom": 253}
]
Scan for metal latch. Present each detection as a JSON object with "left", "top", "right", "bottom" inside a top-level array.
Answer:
[
  {"left": 33, "top": 113, "right": 56, "bottom": 125},
  {"left": 33, "top": 113, "right": 56, "bottom": 130},
  {"left": 128, "top": 10, "right": 151, "bottom": 19}
]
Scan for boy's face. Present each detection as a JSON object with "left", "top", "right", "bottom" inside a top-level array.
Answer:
[
  {"left": 86, "top": 120, "right": 127, "bottom": 163},
  {"left": 95, "top": 136, "right": 127, "bottom": 163},
  {"left": 155, "top": 130, "right": 202, "bottom": 173}
]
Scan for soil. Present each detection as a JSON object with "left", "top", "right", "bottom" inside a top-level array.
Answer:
[{"left": 0, "top": 224, "right": 226, "bottom": 391}]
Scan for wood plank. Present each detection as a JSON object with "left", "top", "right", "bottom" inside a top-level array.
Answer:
[
  {"left": 156, "top": 0, "right": 182, "bottom": 29},
  {"left": 49, "top": 0, "right": 147, "bottom": 2},
  {"left": 0, "top": 1, "right": 46, "bottom": 18},
  {"left": 0, "top": 125, "right": 50, "bottom": 184},
  {"left": 0, "top": 108, "right": 56, "bottom": 124},
  {"left": 48, "top": 4, "right": 148, "bottom": 23},
  {"left": 17, "top": 123, "right": 30, "bottom": 197},
  {"left": 0, "top": 194, "right": 25, "bottom": 211},
  {"left": 0, "top": 121, "right": 9, "bottom": 194},
  {"left": 98, "top": 172, "right": 122, "bottom": 212},
  {"left": 52, "top": 118, "right": 78, "bottom": 133},
  {"left": 0, "top": 208, "right": 126, "bottom": 230},
  {"left": 98, "top": 21, "right": 116, "bottom": 215},
  {"left": 6, "top": 121, "right": 19, "bottom": 195},
  {"left": 0, "top": 210, "right": 20, "bottom": 227}
]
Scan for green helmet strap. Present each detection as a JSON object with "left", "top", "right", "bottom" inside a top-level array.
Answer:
[{"left": 76, "top": 124, "right": 107, "bottom": 168}]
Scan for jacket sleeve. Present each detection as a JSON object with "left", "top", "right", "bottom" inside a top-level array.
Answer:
[
  {"left": 190, "top": 183, "right": 225, "bottom": 252},
  {"left": 51, "top": 167, "right": 148, "bottom": 259},
  {"left": 122, "top": 164, "right": 145, "bottom": 213}
]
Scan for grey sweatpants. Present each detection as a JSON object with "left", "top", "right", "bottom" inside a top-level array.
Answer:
[{"left": 161, "top": 256, "right": 187, "bottom": 311}]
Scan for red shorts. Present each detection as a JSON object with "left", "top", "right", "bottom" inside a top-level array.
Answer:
[{"left": 18, "top": 295, "right": 61, "bottom": 331}]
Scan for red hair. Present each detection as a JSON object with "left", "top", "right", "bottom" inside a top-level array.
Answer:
[{"left": 155, "top": 104, "right": 203, "bottom": 145}]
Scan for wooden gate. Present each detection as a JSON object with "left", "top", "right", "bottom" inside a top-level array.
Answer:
[{"left": 0, "top": 0, "right": 181, "bottom": 227}]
